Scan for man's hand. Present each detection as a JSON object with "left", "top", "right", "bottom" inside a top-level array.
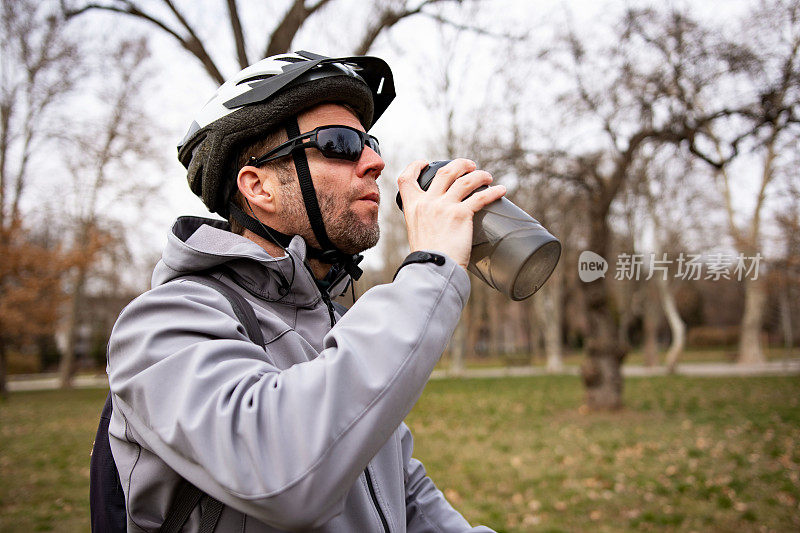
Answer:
[{"left": 397, "top": 158, "right": 506, "bottom": 271}]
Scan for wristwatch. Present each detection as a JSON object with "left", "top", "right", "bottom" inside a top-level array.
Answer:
[{"left": 393, "top": 251, "right": 446, "bottom": 280}]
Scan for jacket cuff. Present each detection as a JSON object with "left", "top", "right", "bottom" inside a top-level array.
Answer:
[{"left": 393, "top": 250, "right": 471, "bottom": 308}]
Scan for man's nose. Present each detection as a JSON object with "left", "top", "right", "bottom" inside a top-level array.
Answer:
[{"left": 356, "top": 146, "right": 385, "bottom": 179}]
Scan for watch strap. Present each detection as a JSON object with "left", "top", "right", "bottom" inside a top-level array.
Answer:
[{"left": 393, "top": 251, "right": 446, "bottom": 281}]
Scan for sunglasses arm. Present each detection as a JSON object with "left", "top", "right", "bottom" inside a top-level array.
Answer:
[{"left": 250, "top": 132, "right": 315, "bottom": 167}]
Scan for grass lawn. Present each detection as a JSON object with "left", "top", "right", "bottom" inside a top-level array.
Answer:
[
  {"left": 0, "top": 388, "right": 104, "bottom": 532},
  {"left": 435, "top": 347, "right": 800, "bottom": 370},
  {"left": 1, "top": 376, "right": 799, "bottom": 532}
]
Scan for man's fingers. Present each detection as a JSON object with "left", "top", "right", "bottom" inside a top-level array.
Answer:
[
  {"left": 464, "top": 184, "right": 506, "bottom": 212},
  {"left": 445, "top": 170, "right": 493, "bottom": 201},
  {"left": 398, "top": 159, "right": 502, "bottom": 215},
  {"left": 426, "top": 158, "right": 476, "bottom": 195},
  {"left": 397, "top": 160, "right": 429, "bottom": 207}
]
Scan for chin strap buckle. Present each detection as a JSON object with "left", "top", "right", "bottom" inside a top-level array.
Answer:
[
  {"left": 343, "top": 254, "right": 364, "bottom": 281},
  {"left": 312, "top": 249, "right": 364, "bottom": 282}
]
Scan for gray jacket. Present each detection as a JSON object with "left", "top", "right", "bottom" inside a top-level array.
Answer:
[{"left": 108, "top": 217, "right": 493, "bottom": 532}]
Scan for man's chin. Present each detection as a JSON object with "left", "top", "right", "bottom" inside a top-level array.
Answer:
[
  {"left": 335, "top": 226, "right": 380, "bottom": 255},
  {"left": 340, "top": 234, "right": 380, "bottom": 255}
]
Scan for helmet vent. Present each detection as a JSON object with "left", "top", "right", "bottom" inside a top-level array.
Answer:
[{"left": 237, "top": 74, "right": 276, "bottom": 86}]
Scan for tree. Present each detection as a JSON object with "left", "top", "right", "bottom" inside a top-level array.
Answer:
[
  {"left": 1, "top": 0, "right": 83, "bottom": 230},
  {"left": 772, "top": 181, "right": 800, "bottom": 353},
  {"left": 61, "top": 0, "right": 489, "bottom": 82},
  {"left": 634, "top": 151, "right": 701, "bottom": 372},
  {"left": 682, "top": 0, "right": 800, "bottom": 364},
  {"left": 0, "top": 221, "right": 70, "bottom": 397},
  {"left": 0, "top": 0, "right": 84, "bottom": 394},
  {"left": 56, "top": 37, "right": 163, "bottom": 388},
  {"left": 507, "top": 6, "right": 756, "bottom": 409}
]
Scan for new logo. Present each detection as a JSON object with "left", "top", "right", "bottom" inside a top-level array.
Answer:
[{"left": 578, "top": 251, "right": 608, "bottom": 282}]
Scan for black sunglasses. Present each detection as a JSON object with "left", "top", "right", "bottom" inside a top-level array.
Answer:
[{"left": 249, "top": 125, "right": 380, "bottom": 167}]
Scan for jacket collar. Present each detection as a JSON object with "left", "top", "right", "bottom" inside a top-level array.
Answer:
[{"left": 152, "top": 216, "right": 344, "bottom": 308}]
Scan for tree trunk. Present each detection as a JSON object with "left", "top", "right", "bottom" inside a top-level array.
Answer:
[
  {"left": 449, "top": 319, "right": 466, "bottom": 376},
  {"left": 738, "top": 276, "right": 767, "bottom": 364},
  {"left": 520, "top": 299, "right": 535, "bottom": 358},
  {"left": 580, "top": 214, "right": 625, "bottom": 410},
  {"left": 657, "top": 276, "right": 686, "bottom": 373},
  {"left": 488, "top": 292, "right": 504, "bottom": 356},
  {"left": 642, "top": 290, "right": 660, "bottom": 367},
  {"left": 505, "top": 304, "right": 519, "bottom": 359},
  {"left": 467, "top": 283, "right": 486, "bottom": 358},
  {"left": 778, "top": 287, "right": 793, "bottom": 353},
  {"left": 536, "top": 271, "right": 564, "bottom": 372},
  {"left": 527, "top": 301, "right": 544, "bottom": 361},
  {"left": 0, "top": 339, "right": 7, "bottom": 399},
  {"left": 582, "top": 285, "right": 626, "bottom": 410},
  {"left": 59, "top": 265, "right": 87, "bottom": 388},
  {"left": 617, "top": 287, "right": 635, "bottom": 348}
]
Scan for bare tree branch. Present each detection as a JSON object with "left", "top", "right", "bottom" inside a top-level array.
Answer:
[
  {"left": 161, "top": 0, "right": 225, "bottom": 83},
  {"left": 265, "top": 0, "right": 333, "bottom": 57},
  {"left": 564, "top": 27, "right": 621, "bottom": 150},
  {"left": 64, "top": 2, "right": 183, "bottom": 44},
  {"left": 356, "top": 0, "right": 513, "bottom": 55},
  {"left": 419, "top": 11, "right": 526, "bottom": 42},
  {"left": 514, "top": 149, "right": 595, "bottom": 195},
  {"left": 226, "top": 0, "right": 249, "bottom": 68},
  {"left": 62, "top": 1, "right": 225, "bottom": 83},
  {"left": 356, "top": 3, "right": 423, "bottom": 56}
]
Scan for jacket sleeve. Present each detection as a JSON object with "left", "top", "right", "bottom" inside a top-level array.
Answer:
[
  {"left": 401, "top": 424, "right": 496, "bottom": 532},
  {"left": 107, "top": 257, "right": 469, "bottom": 530}
]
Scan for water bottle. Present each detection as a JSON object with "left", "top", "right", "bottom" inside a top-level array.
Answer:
[{"left": 396, "top": 160, "right": 561, "bottom": 300}]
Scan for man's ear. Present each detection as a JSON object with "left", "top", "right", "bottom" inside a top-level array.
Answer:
[{"left": 237, "top": 166, "right": 277, "bottom": 214}]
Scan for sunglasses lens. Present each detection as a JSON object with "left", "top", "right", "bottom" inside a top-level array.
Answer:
[
  {"left": 366, "top": 136, "right": 380, "bottom": 156},
  {"left": 317, "top": 127, "right": 363, "bottom": 161}
]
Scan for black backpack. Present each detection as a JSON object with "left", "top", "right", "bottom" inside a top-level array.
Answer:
[{"left": 90, "top": 274, "right": 266, "bottom": 533}]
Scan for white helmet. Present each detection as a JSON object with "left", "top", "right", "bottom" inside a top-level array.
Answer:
[{"left": 177, "top": 51, "right": 395, "bottom": 217}]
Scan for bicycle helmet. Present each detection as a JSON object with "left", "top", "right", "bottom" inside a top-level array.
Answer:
[{"left": 177, "top": 51, "right": 396, "bottom": 281}]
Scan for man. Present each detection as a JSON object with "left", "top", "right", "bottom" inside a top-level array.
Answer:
[{"left": 107, "top": 51, "right": 505, "bottom": 532}]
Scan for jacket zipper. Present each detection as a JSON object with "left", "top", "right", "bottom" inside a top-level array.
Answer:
[
  {"left": 363, "top": 466, "right": 390, "bottom": 532},
  {"left": 309, "top": 264, "right": 387, "bottom": 530},
  {"left": 319, "top": 289, "right": 336, "bottom": 327},
  {"left": 302, "top": 260, "right": 337, "bottom": 327}
]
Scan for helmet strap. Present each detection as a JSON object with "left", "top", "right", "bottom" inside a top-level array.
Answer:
[
  {"left": 229, "top": 201, "right": 294, "bottom": 248},
  {"left": 285, "top": 118, "right": 338, "bottom": 252},
  {"left": 228, "top": 201, "right": 364, "bottom": 280},
  {"left": 283, "top": 118, "right": 364, "bottom": 280}
]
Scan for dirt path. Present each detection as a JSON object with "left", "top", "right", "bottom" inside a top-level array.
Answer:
[
  {"left": 431, "top": 359, "right": 800, "bottom": 379},
  {"left": 8, "top": 359, "right": 799, "bottom": 392}
]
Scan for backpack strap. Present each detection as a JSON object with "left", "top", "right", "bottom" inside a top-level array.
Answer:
[
  {"left": 159, "top": 482, "right": 205, "bottom": 533},
  {"left": 157, "top": 273, "right": 264, "bottom": 533},
  {"left": 90, "top": 392, "right": 127, "bottom": 532},
  {"left": 182, "top": 273, "right": 265, "bottom": 348},
  {"left": 199, "top": 497, "right": 224, "bottom": 533}
]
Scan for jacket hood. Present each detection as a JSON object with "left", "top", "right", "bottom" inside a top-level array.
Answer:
[{"left": 152, "top": 217, "right": 349, "bottom": 307}]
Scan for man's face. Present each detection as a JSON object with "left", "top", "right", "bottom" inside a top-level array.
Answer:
[{"left": 279, "top": 103, "right": 385, "bottom": 255}]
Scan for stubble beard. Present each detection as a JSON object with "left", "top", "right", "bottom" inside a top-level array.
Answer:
[
  {"left": 322, "top": 192, "right": 380, "bottom": 255},
  {"left": 280, "top": 182, "right": 380, "bottom": 255}
]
